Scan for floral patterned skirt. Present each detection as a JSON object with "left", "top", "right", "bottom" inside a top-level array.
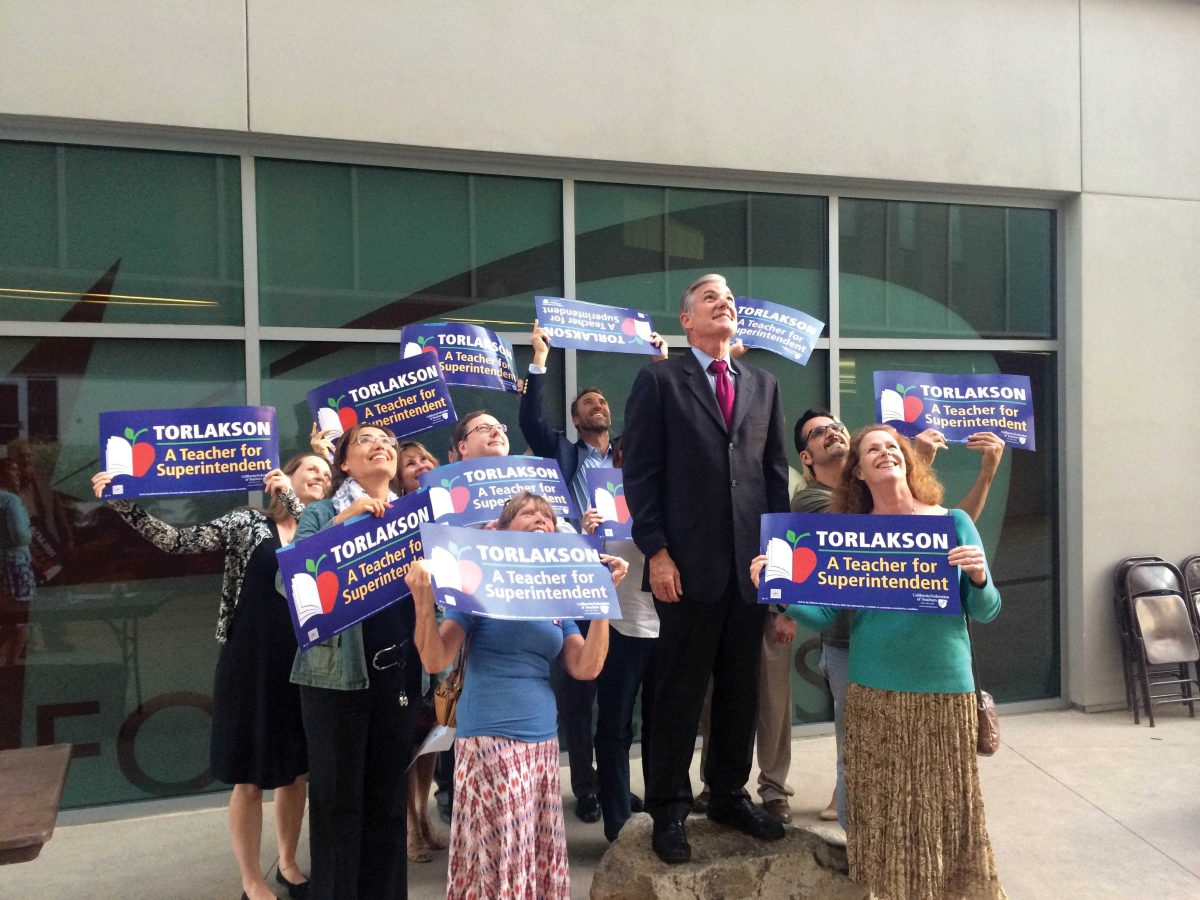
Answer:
[
  {"left": 845, "top": 683, "right": 1005, "bottom": 900},
  {"left": 448, "top": 735, "right": 569, "bottom": 900}
]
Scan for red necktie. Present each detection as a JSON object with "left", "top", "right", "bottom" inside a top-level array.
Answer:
[{"left": 708, "top": 359, "right": 734, "bottom": 429}]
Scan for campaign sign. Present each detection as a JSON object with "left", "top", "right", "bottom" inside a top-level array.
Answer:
[
  {"left": 584, "top": 468, "right": 632, "bottom": 540},
  {"left": 308, "top": 355, "right": 456, "bottom": 441},
  {"left": 757, "top": 512, "right": 960, "bottom": 615},
  {"left": 534, "top": 296, "right": 660, "bottom": 356},
  {"left": 399, "top": 322, "right": 518, "bottom": 393},
  {"left": 100, "top": 406, "right": 279, "bottom": 499},
  {"left": 734, "top": 297, "right": 825, "bottom": 366},
  {"left": 277, "top": 491, "right": 435, "bottom": 649},
  {"left": 420, "top": 522, "right": 617, "bottom": 621},
  {"left": 874, "top": 371, "right": 1036, "bottom": 451},
  {"left": 418, "top": 456, "right": 577, "bottom": 527}
]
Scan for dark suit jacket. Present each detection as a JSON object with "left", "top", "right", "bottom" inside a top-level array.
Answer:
[{"left": 622, "top": 348, "right": 790, "bottom": 604}]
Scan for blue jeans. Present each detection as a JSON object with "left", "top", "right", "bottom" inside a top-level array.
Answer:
[
  {"left": 820, "top": 642, "right": 849, "bottom": 829},
  {"left": 594, "top": 628, "right": 656, "bottom": 842}
]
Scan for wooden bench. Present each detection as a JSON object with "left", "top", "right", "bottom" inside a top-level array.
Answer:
[{"left": 0, "top": 743, "right": 72, "bottom": 864}]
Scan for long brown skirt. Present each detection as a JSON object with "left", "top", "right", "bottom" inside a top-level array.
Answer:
[{"left": 845, "top": 684, "right": 1005, "bottom": 900}]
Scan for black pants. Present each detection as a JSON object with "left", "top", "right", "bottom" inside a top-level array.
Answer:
[
  {"left": 644, "top": 577, "right": 766, "bottom": 825},
  {"left": 552, "top": 620, "right": 598, "bottom": 798},
  {"left": 300, "top": 674, "right": 415, "bottom": 900},
  {"left": 594, "top": 628, "right": 656, "bottom": 841}
]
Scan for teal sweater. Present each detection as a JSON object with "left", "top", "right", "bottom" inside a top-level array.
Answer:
[{"left": 785, "top": 508, "right": 1000, "bottom": 694}]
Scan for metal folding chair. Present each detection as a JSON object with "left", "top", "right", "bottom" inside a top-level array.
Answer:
[
  {"left": 1112, "top": 556, "right": 1163, "bottom": 716},
  {"left": 1124, "top": 560, "right": 1200, "bottom": 726}
]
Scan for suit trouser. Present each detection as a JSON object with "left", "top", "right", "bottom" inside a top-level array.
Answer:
[
  {"left": 594, "top": 627, "right": 656, "bottom": 841},
  {"left": 755, "top": 623, "right": 795, "bottom": 803},
  {"left": 300, "top": 675, "right": 415, "bottom": 900},
  {"left": 645, "top": 578, "right": 766, "bottom": 825}
]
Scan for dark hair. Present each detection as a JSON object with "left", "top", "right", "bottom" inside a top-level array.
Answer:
[
  {"left": 497, "top": 491, "right": 557, "bottom": 531},
  {"left": 451, "top": 410, "right": 493, "bottom": 453},
  {"left": 832, "top": 424, "right": 944, "bottom": 514},
  {"left": 794, "top": 408, "right": 836, "bottom": 456},
  {"left": 333, "top": 423, "right": 398, "bottom": 486},
  {"left": 570, "top": 387, "right": 606, "bottom": 420}
]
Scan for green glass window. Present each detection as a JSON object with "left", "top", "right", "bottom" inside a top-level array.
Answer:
[
  {"left": 575, "top": 183, "right": 827, "bottom": 334},
  {"left": 256, "top": 160, "right": 562, "bottom": 329},
  {"left": 0, "top": 141, "right": 244, "bottom": 325},
  {"left": 839, "top": 199, "right": 1055, "bottom": 339},
  {"left": 839, "top": 349, "right": 1059, "bottom": 701},
  {"left": 0, "top": 337, "right": 247, "bottom": 806}
]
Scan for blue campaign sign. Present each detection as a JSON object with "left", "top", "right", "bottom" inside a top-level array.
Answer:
[
  {"left": 757, "top": 512, "right": 960, "bottom": 615},
  {"left": 100, "top": 406, "right": 279, "bottom": 499},
  {"left": 873, "top": 370, "right": 1036, "bottom": 451},
  {"left": 399, "top": 322, "right": 518, "bottom": 392},
  {"left": 420, "top": 522, "right": 617, "bottom": 621},
  {"left": 534, "top": 296, "right": 661, "bottom": 356},
  {"left": 734, "top": 297, "right": 825, "bottom": 365},
  {"left": 584, "top": 468, "right": 632, "bottom": 540},
  {"left": 418, "top": 456, "right": 577, "bottom": 527},
  {"left": 277, "top": 491, "right": 435, "bottom": 649},
  {"left": 308, "top": 355, "right": 456, "bottom": 441}
]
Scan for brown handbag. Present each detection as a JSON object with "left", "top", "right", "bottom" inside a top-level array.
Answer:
[
  {"left": 433, "top": 642, "right": 468, "bottom": 727},
  {"left": 966, "top": 618, "right": 1000, "bottom": 756}
]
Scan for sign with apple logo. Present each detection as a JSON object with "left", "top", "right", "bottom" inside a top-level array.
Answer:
[
  {"left": 733, "top": 297, "right": 825, "bottom": 366},
  {"left": 757, "top": 512, "right": 961, "bottom": 615},
  {"left": 534, "top": 296, "right": 662, "bottom": 357},
  {"left": 277, "top": 490, "right": 436, "bottom": 649},
  {"left": 585, "top": 468, "right": 633, "bottom": 539},
  {"left": 99, "top": 405, "right": 279, "bottom": 499},
  {"left": 306, "top": 354, "right": 457, "bottom": 445},
  {"left": 420, "top": 522, "right": 618, "bottom": 621},
  {"left": 420, "top": 457, "right": 578, "bottom": 527},
  {"left": 399, "top": 322, "right": 518, "bottom": 393},
  {"left": 873, "top": 370, "right": 1036, "bottom": 451}
]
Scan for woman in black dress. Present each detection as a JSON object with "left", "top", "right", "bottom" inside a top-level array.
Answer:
[{"left": 92, "top": 453, "right": 331, "bottom": 900}]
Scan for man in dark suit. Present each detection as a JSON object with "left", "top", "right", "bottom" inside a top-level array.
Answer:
[{"left": 623, "top": 273, "right": 791, "bottom": 863}]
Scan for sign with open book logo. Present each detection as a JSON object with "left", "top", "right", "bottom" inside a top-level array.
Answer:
[
  {"left": 420, "top": 522, "right": 618, "bottom": 620},
  {"left": 308, "top": 355, "right": 456, "bottom": 443},
  {"left": 99, "top": 406, "right": 279, "bottom": 499},
  {"left": 758, "top": 512, "right": 960, "bottom": 614},
  {"left": 873, "top": 370, "right": 1036, "bottom": 451},
  {"left": 534, "top": 296, "right": 661, "bottom": 356},
  {"left": 399, "top": 322, "right": 518, "bottom": 393},
  {"left": 734, "top": 297, "right": 824, "bottom": 366},
  {"left": 585, "top": 467, "right": 632, "bottom": 539},
  {"left": 277, "top": 491, "right": 435, "bottom": 649},
  {"left": 418, "top": 456, "right": 577, "bottom": 527}
]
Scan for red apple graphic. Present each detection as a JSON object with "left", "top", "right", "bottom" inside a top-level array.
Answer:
[
  {"left": 608, "top": 482, "right": 631, "bottom": 523},
  {"left": 620, "top": 317, "right": 637, "bottom": 336},
  {"left": 306, "top": 555, "right": 339, "bottom": 613},
  {"left": 785, "top": 529, "right": 818, "bottom": 583},
  {"left": 441, "top": 477, "right": 471, "bottom": 513},
  {"left": 416, "top": 337, "right": 440, "bottom": 355},
  {"left": 458, "top": 559, "right": 483, "bottom": 594},
  {"left": 124, "top": 427, "right": 156, "bottom": 476},
  {"left": 327, "top": 395, "right": 358, "bottom": 430},
  {"left": 893, "top": 383, "right": 924, "bottom": 423}
]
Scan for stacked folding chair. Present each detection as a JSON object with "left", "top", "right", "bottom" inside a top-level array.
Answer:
[{"left": 1119, "top": 559, "right": 1200, "bottom": 726}]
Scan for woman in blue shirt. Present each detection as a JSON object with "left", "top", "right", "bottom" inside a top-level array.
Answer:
[{"left": 407, "top": 491, "right": 625, "bottom": 900}]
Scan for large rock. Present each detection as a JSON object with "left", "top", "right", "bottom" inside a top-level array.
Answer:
[{"left": 590, "top": 813, "right": 867, "bottom": 900}]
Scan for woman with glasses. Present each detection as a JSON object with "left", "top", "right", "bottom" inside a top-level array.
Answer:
[
  {"left": 92, "top": 452, "right": 332, "bottom": 900},
  {"left": 753, "top": 424, "right": 1004, "bottom": 900},
  {"left": 290, "top": 423, "right": 420, "bottom": 900}
]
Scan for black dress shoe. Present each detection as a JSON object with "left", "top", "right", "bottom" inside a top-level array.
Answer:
[
  {"left": 575, "top": 792, "right": 602, "bottom": 823},
  {"left": 276, "top": 866, "right": 310, "bottom": 899},
  {"left": 651, "top": 820, "right": 691, "bottom": 864},
  {"left": 707, "top": 795, "right": 786, "bottom": 840},
  {"left": 629, "top": 793, "right": 645, "bottom": 813}
]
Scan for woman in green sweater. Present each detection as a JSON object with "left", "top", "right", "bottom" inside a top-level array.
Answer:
[{"left": 753, "top": 424, "right": 1003, "bottom": 900}]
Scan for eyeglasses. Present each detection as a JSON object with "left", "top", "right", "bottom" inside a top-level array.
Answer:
[
  {"left": 465, "top": 422, "right": 508, "bottom": 438},
  {"left": 352, "top": 433, "right": 398, "bottom": 448},
  {"left": 803, "top": 421, "right": 847, "bottom": 447}
]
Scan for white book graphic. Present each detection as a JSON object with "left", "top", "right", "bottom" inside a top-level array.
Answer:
[
  {"left": 291, "top": 573, "right": 324, "bottom": 626},
  {"left": 402, "top": 342, "right": 423, "bottom": 358},
  {"left": 764, "top": 537, "right": 793, "bottom": 583},
  {"left": 634, "top": 319, "right": 653, "bottom": 341},
  {"left": 879, "top": 389, "right": 905, "bottom": 423},
  {"left": 105, "top": 435, "right": 135, "bottom": 477},
  {"left": 593, "top": 487, "right": 619, "bottom": 522},
  {"left": 428, "top": 546, "right": 462, "bottom": 592},
  {"left": 316, "top": 407, "right": 344, "bottom": 438},
  {"left": 428, "top": 487, "right": 457, "bottom": 520}
]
